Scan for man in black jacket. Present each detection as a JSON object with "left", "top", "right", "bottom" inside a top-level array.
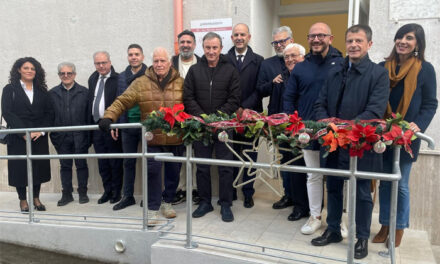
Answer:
[
  {"left": 227, "top": 23, "right": 263, "bottom": 208},
  {"left": 183, "top": 32, "right": 240, "bottom": 222},
  {"left": 312, "top": 25, "right": 389, "bottom": 260},
  {"left": 112, "top": 44, "right": 147, "bottom": 211},
  {"left": 257, "top": 26, "right": 296, "bottom": 209},
  {"left": 50, "top": 62, "right": 90, "bottom": 206},
  {"left": 88, "top": 51, "right": 123, "bottom": 205}
]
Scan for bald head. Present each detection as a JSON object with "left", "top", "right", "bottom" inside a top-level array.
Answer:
[
  {"left": 152, "top": 47, "right": 172, "bottom": 80},
  {"left": 307, "top": 22, "right": 333, "bottom": 57},
  {"left": 231, "top": 23, "right": 251, "bottom": 53}
]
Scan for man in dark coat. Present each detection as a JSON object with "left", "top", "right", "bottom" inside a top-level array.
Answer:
[
  {"left": 257, "top": 26, "right": 297, "bottom": 210},
  {"left": 226, "top": 23, "right": 264, "bottom": 208},
  {"left": 171, "top": 30, "right": 201, "bottom": 205},
  {"left": 88, "top": 51, "right": 123, "bottom": 205},
  {"left": 283, "top": 23, "right": 344, "bottom": 234},
  {"left": 111, "top": 44, "right": 148, "bottom": 211},
  {"left": 312, "top": 25, "right": 390, "bottom": 260},
  {"left": 183, "top": 32, "right": 240, "bottom": 222},
  {"left": 50, "top": 62, "right": 90, "bottom": 206}
]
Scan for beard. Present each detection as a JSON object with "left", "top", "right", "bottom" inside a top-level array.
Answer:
[
  {"left": 180, "top": 50, "right": 194, "bottom": 60},
  {"left": 276, "top": 51, "right": 284, "bottom": 57}
]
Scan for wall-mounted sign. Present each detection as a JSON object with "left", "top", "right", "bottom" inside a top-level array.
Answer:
[{"left": 190, "top": 18, "right": 233, "bottom": 57}]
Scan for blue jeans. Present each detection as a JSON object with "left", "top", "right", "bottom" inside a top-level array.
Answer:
[{"left": 379, "top": 154, "right": 412, "bottom": 229}]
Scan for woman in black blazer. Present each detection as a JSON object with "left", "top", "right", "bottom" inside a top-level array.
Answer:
[{"left": 1, "top": 57, "right": 54, "bottom": 212}]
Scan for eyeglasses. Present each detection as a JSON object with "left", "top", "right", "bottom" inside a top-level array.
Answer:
[
  {"left": 94, "top": 61, "right": 109, "bottom": 66},
  {"left": 307, "top": 34, "right": 331, "bottom": 40},
  {"left": 271, "top": 37, "right": 291, "bottom": 47},
  {"left": 283, "top": 54, "right": 301, "bottom": 60},
  {"left": 58, "top": 72, "right": 74, "bottom": 77}
]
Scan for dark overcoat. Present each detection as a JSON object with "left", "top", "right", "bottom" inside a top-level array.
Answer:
[
  {"left": 1, "top": 82, "right": 54, "bottom": 187},
  {"left": 314, "top": 55, "right": 390, "bottom": 172}
]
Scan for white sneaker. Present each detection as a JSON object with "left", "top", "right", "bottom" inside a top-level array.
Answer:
[
  {"left": 160, "top": 202, "right": 177, "bottom": 219},
  {"left": 147, "top": 210, "right": 159, "bottom": 226},
  {"left": 301, "top": 215, "right": 322, "bottom": 235},
  {"left": 341, "top": 219, "right": 348, "bottom": 238}
]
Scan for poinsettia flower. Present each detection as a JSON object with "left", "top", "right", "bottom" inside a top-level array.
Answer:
[
  {"left": 175, "top": 111, "right": 192, "bottom": 122},
  {"left": 347, "top": 124, "right": 379, "bottom": 143},
  {"left": 335, "top": 129, "right": 350, "bottom": 148},
  {"left": 349, "top": 142, "right": 373, "bottom": 158},
  {"left": 382, "top": 124, "right": 402, "bottom": 142},
  {"left": 160, "top": 104, "right": 192, "bottom": 128},
  {"left": 286, "top": 111, "right": 305, "bottom": 134},
  {"left": 163, "top": 111, "right": 176, "bottom": 128}
]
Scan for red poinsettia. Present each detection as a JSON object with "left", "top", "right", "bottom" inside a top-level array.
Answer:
[
  {"left": 159, "top": 103, "right": 192, "bottom": 128},
  {"left": 382, "top": 124, "right": 414, "bottom": 157},
  {"left": 286, "top": 111, "right": 305, "bottom": 134},
  {"left": 346, "top": 124, "right": 379, "bottom": 158}
]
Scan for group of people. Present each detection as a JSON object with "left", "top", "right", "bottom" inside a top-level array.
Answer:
[{"left": 0, "top": 20, "right": 437, "bottom": 260}]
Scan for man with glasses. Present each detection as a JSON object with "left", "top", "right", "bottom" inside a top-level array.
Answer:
[
  {"left": 283, "top": 23, "right": 343, "bottom": 234},
  {"left": 88, "top": 51, "right": 123, "bottom": 205},
  {"left": 257, "top": 26, "right": 295, "bottom": 210},
  {"left": 50, "top": 62, "right": 90, "bottom": 206}
]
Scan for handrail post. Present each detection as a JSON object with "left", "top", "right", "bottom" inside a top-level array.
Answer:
[
  {"left": 25, "top": 130, "right": 34, "bottom": 222},
  {"left": 185, "top": 143, "right": 197, "bottom": 249},
  {"left": 388, "top": 146, "right": 401, "bottom": 264},
  {"left": 142, "top": 125, "right": 149, "bottom": 230},
  {"left": 347, "top": 156, "right": 357, "bottom": 264}
]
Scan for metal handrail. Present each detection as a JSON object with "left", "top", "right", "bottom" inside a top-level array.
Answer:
[{"left": 0, "top": 123, "right": 435, "bottom": 264}]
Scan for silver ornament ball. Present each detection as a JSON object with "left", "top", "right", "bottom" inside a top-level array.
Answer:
[{"left": 218, "top": 131, "right": 229, "bottom": 142}]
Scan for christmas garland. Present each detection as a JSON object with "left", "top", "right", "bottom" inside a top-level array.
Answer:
[{"left": 142, "top": 104, "right": 416, "bottom": 158}]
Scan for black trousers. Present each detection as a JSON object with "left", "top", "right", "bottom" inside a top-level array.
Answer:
[
  {"left": 92, "top": 129, "right": 123, "bottom": 195},
  {"left": 16, "top": 184, "right": 41, "bottom": 200},
  {"left": 193, "top": 136, "right": 234, "bottom": 206},
  {"left": 56, "top": 135, "right": 89, "bottom": 193},
  {"left": 282, "top": 150, "right": 309, "bottom": 212},
  {"left": 233, "top": 133, "right": 257, "bottom": 198}
]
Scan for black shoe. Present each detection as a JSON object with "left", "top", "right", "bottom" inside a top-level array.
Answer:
[
  {"left": 20, "top": 200, "right": 29, "bottom": 213},
  {"left": 78, "top": 193, "right": 89, "bottom": 204},
  {"left": 113, "top": 196, "right": 136, "bottom": 211},
  {"left": 98, "top": 192, "right": 112, "bottom": 204},
  {"left": 140, "top": 200, "right": 143, "bottom": 207},
  {"left": 192, "top": 202, "right": 213, "bottom": 218},
  {"left": 110, "top": 192, "right": 121, "bottom": 204},
  {"left": 172, "top": 190, "right": 186, "bottom": 205},
  {"left": 311, "top": 229, "right": 343, "bottom": 246},
  {"left": 243, "top": 196, "right": 254, "bottom": 208},
  {"left": 192, "top": 190, "right": 201, "bottom": 205},
  {"left": 287, "top": 207, "right": 309, "bottom": 221},
  {"left": 354, "top": 239, "right": 368, "bottom": 259},
  {"left": 272, "top": 195, "right": 293, "bottom": 209},
  {"left": 57, "top": 191, "right": 74, "bottom": 206},
  {"left": 220, "top": 205, "right": 234, "bottom": 222},
  {"left": 34, "top": 203, "right": 46, "bottom": 211}
]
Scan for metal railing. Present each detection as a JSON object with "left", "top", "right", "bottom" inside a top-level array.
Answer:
[{"left": 0, "top": 123, "right": 435, "bottom": 264}]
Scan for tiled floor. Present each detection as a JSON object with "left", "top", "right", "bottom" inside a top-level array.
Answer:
[{"left": 0, "top": 189, "right": 436, "bottom": 264}]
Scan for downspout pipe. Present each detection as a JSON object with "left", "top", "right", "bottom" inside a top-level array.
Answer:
[{"left": 174, "top": 0, "right": 183, "bottom": 55}]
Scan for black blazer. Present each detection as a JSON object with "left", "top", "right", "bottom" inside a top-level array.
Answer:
[{"left": 87, "top": 66, "right": 119, "bottom": 124}]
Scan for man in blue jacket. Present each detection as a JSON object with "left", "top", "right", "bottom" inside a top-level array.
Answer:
[
  {"left": 257, "top": 26, "right": 295, "bottom": 209},
  {"left": 227, "top": 23, "right": 264, "bottom": 208},
  {"left": 312, "top": 25, "right": 389, "bottom": 259},
  {"left": 112, "top": 44, "right": 148, "bottom": 211},
  {"left": 283, "top": 22, "right": 343, "bottom": 234}
]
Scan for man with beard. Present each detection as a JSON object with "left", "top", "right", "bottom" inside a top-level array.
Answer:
[
  {"left": 283, "top": 23, "right": 343, "bottom": 234},
  {"left": 257, "top": 26, "right": 296, "bottom": 210},
  {"left": 226, "top": 23, "right": 264, "bottom": 208},
  {"left": 112, "top": 44, "right": 148, "bottom": 211},
  {"left": 171, "top": 30, "right": 201, "bottom": 205}
]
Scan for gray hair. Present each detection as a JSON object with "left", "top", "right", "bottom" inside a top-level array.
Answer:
[
  {"left": 152, "top": 47, "right": 171, "bottom": 61},
  {"left": 202, "top": 32, "right": 223, "bottom": 47},
  {"left": 272, "top": 26, "right": 293, "bottom": 38},
  {"left": 93, "top": 51, "right": 111, "bottom": 61},
  {"left": 283, "top": 43, "right": 306, "bottom": 56},
  {"left": 57, "top": 62, "right": 76, "bottom": 73}
]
